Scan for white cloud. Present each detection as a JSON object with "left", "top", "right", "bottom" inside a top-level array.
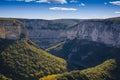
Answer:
[
  {"left": 15, "top": 0, "right": 34, "bottom": 2},
  {"left": 36, "top": 0, "right": 48, "bottom": 3},
  {"left": 36, "top": 0, "right": 67, "bottom": 4},
  {"left": 109, "top": 1, "right": 120, "bottom": 6},
  {"left": 25, "top": 0, "right": 33, "bottom": 2},
  {"left": 70, "top": 0, "right": 77, "bottom": 3},
  {"left": 7, "top": 0, "right": 67, "bottom": 4},
  {"left": 79, "top": 3, "right": 85, "bottom": 6},
  {"left": 115, "top": 11, "right": 120, "bottom": 14},
  {"left": 49, "top": 7, "right": 77, "bottom": 11}
]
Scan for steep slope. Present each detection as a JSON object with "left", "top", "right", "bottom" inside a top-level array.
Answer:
[
  {"left": 18, "top": 19, "right": 81, "bottom": 49},
  {"left": 0, "top": 18, "right": 26, "bottom": 40},
  {"left": 1, "top": 17, "right": 120, "bottom": 49},
  {"left": 40, "top": 59, "right": 120, "bottom": 80},
  {"left": 0, "top": 39, "right": 67, "bottom": 80},
  {"left": 47, "top": 39, "right": 120, "bottom": 70},
  {"left": 67, "top": 19, "right": 120, "bottom": 47},
  {"left": 20, "top": 17, "right": 120, "bottom": 49}
]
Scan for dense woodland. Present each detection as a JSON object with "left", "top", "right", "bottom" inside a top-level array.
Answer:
[
  {"left": 40, "top": 59, "right": 120, "bottom": 80},
  {"left": 0, "top": 39, "right": 67, "bottom": 80}
]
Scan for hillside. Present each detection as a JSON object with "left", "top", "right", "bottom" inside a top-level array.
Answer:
[
  {"left": 46, "top": 39, "right": 120, "bottom": 70},
  {"left": 0, "top": 39, "right": 67, "bottom": 80},
  {"left": 40, "top": 59, "right": 120, "bottom": 80},
  {"left": 0, "top": 17, "right": 120, "bottom": 80}
]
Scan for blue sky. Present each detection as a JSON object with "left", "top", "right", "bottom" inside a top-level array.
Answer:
[{"left": 0, "top": 0, "right": 120, "bottom": 19}]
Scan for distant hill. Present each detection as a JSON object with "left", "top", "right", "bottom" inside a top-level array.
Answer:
[
  {"left": 0, "top": 39, "right": 67, "bottom": 80},
  {"left": 40, "top": 59, "right": 120, "bottom": 80},
  {"left": 106, "top": 17, "right": 120, "bottom": 21}
]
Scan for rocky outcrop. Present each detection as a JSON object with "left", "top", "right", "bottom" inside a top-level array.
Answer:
[
  {"left": 20, "top": 19, "right": 81, "bottom": 49},
  {"left": 0, "top": 27, "right": 5, "bottom": 38},
  {"left": 0, "top": 19, "right": 26, "bottom": 40},
  {"left": 66, "top": 20, "right": 120, "bottom": 47},
  {"left": 22, "top": 18, "right": 120, "bottom": 49},
  {"left": 0, "top": 18, "right": 120, "bottom": 48}
]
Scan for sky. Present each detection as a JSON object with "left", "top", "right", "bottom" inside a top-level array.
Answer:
[{"left": 0, "top": 0, "right": 120, "bottom": 19}]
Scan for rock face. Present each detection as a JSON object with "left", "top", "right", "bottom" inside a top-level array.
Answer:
[
  {"left": 20, "top": 18, "right": 120, "bottom": 49},
  {"left": 0, "top": 27, "right": 5, "bottom": 38},
  {"left": 0, "top": 18, "right": 120, "bottom": 71},
  {"left": 0, "top": 18, "right": 120, "bottom": 48},
  {"left": 0, "top": 19, "right": 26, "bottom": 40},
  {"left": 20, "top": 19, "right": 81, "bottom": 49},
  {"left": 66, "top": 20, "right": 120, "bottom": 47}
]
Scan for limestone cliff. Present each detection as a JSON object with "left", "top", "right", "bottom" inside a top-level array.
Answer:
[
  {"left": 0, "top": 18, "right": 26, "bottom": 40},
  {"left": 66, "top": 20, "right": 120, "bottom": 47},
  {"left": 0, "top": 17, "right": 120, "bottom": 48},
  {"left": 20, "top": 18, "right": 120, "bottom": 49}
]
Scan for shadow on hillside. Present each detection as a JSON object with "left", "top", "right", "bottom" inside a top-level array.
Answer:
[
  {"left": 48, "top": 39, "right": 120, "bottom": 71},
  {"left": 0, "top": 38, "right": 15, "bottom": 53}
]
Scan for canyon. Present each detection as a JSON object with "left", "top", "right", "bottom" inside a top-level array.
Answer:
[
  {"left": 0, "top": 17, "right": 120, "bottom": 80},
  {"left": 0, "top": 18, "right": 120, "bottom": 49},
  {"left": 20, "top": 18, "right": 120, "bottom": 49}
]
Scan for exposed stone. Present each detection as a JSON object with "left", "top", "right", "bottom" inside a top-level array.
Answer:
[{"left": 0, "top": 19, "right": 26, "bottom": 40}]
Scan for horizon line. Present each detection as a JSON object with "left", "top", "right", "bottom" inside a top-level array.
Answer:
[{"left": 0, "top": 16, "right": 120, "bottom": 20}]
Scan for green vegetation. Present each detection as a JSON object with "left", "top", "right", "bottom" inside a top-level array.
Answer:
[
  {"left": 0, "top": 74, "right": 12, "bottom": 80},
  {"left": 40, "top": 59, "right": 120, "bottom": 80},
  {"left": 0, "top": 17, "right": 120, "bottom": 80},
  {"left": 47, "top": 39, "right": 120, "bottom": 70},
  {"left": 0, "top": 39, "right": 67, "bottom": 80},
  {"left": 0, "top": 39, "right": 15, "bottom": 53},
  {"left": 20, "top": 33, "right": 26, "bottom": 39},
  {"left": 46, "top": 41, "right": 65, "bottom": 52}
]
